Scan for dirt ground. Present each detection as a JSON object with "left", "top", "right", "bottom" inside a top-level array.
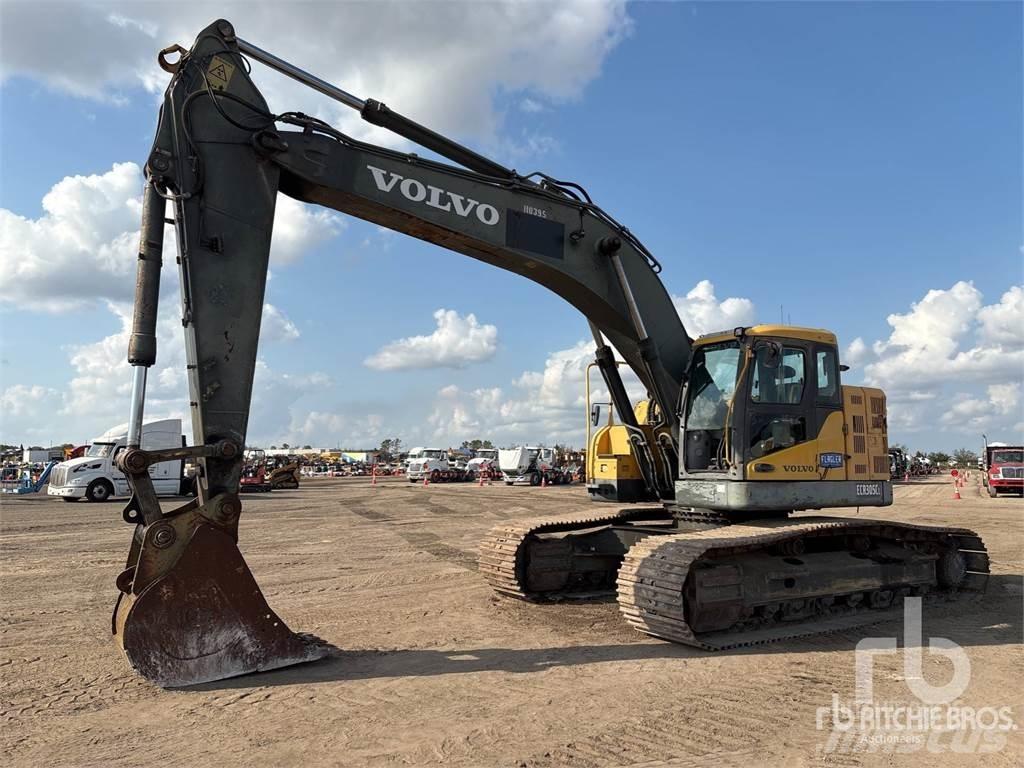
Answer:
[{"left": 2, "top": 474, "right": 1021, "bottom": 767}]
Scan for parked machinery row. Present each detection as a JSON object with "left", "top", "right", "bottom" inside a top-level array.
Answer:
[{"left": 405, "top": 446, "right": 578, "bottom": 484}]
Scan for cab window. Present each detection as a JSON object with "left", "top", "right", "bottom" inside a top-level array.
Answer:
[
  {"left": 751, "top": 346, "right": 806, "bottom": 405},
  {"left": 816, "top": 348, "right": 839, "bottom": 402}
]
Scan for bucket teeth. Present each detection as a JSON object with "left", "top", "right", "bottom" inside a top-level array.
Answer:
[{"left": 113, "top": 522, "right": 331, "bottom": 687}]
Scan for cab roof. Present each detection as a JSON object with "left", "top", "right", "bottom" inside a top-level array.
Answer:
[{"left": 695, "top": 325, "right": 838, "bottom": 346}]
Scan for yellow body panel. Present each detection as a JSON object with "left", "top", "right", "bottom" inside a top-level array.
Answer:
[
  {"left": 697, "top": 325, "right": 838, "bottom": 347},
  {"left": 746, "top": 388, "right": 889, "bottom": 482},
  {"left": 588, "top": 424, "right": 645, "bottom": 483},
  {"left": 746, "top": 411, "right": 847, "bottom": 481},
  {"left": 842, "top": 385, "right": 890, "bottom": 480},
  {"left": 632, "top": 399, "right": 654, "bottom": 424},
  {"left": 587, "top": 399, "right": 669, "bottom": 486}
]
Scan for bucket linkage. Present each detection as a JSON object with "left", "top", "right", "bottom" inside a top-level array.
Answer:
[{"left": 112, "top": 443, "right": 330, "bottom": 687}]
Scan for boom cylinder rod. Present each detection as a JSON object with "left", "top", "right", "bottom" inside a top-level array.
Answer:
[
  {"left": 588, "top": 322, "right": 640, "bottom": 429},
  {"left": 606, "top": 245, "right": 677, "bottom": 441},
  {"left": 127, "top": 367, "right": 148, "bottom": 449},
  {"left": 608, "top": 251, "right": 649, "bottom": 341},
  {"left": 126, "top": 182, "right": 166, "bottom": 449},
  {"left": 236, "top": 38, "right": 365, "bottom": 110},
  {"left": 235, "top": 37, "right": 515, "bottom": 179}
]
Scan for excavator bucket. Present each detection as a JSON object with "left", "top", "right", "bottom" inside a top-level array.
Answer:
[{"left": 112, "top": 503, "right": 329, "bottom": 687}]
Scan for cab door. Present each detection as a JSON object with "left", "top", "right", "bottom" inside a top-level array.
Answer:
[
  {"left": 744, "top": 339, "right": 846, "bottom": 480},
  {"left": 745, "top": 341, "right": 813, "bottom": 473}
]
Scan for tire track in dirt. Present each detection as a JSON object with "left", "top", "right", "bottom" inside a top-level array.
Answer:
[
  {"left": 2, "top": 670, "right": 149, "bottom": 723},
  {"left": 348, "top": 503, "right": 479, "bottom": 571},
  {"left": 518, "top": 666, "right": 841, "bottom": 767}
]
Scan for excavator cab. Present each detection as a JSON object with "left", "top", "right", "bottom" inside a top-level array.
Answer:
[{"left": 678, "top": 326, "right": 891, "bottom": 512}]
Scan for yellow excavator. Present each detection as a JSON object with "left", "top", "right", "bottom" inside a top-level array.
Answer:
[{"left": 112, "top": 21, "right": 988, "bottom": 686}]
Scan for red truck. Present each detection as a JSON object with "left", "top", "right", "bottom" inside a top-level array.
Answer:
[{"left": 983, "top": 443, "right": 1024, "bottom": 497}]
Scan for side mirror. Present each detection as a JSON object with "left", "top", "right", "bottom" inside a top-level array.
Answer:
[
  {"left": 590, "top": 404, "right": 601, "bottom": 427},
  {"left": 839, "top": 364, "right": 850, "bottom": 372},
  {"left": 758, "top": 341, "right": 782, "bottom": 368}
]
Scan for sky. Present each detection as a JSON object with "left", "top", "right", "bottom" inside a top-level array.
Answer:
[{"left": 0, "top": 0, "right": 1021, "bottom": 455}]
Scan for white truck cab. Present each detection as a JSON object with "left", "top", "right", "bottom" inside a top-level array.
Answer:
[
  {"left": 499, "top": 446, "right": 558, "bottom": 485},
  {"left": 406, "top": 447, "right": 450, "bottom": 482},
  {"left": 47, "top": 419, "right": 185, "bottom": 502},
  {"left": 465, "top": 448, "right": 499, "bottom": 478}
]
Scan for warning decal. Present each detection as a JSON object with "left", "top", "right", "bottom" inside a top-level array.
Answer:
[{"left": 206, "top": 56, "right": 235, "bottom": 90}]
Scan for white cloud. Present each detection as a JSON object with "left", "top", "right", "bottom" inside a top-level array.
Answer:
[
  {"left": 871, "top": 281, "right": 981, "bottom": 360},
  {"left": 1, "top": 2, "right": 630, "bottom": 153},
  {"left": 286, "top": 410, "right": 386, "bottom": 450},
  {"left": 987, "top": 382, "right": 1022, "bottom": 414},
  {"left": 426, "top": 344, "right": 590, "bottom": 446},
  {"left": 0, "top": 162, "right": 143, "bottom": 311},
  {"left": 844, "top": 337, "right": 870, "bottom": 369},
  {"left": 57, "top": 300, "right": 188, "bottom": 440},
  {"left": 272, "top": 337, "right": 622, "bottom": 449},
  {"left": 2, "top": 293, "right": 325, "bottom": 446},
  {"left": 864, "top": 281, "right": 1024, "bottom": 394},
  {"left": 364, "top": 309, "right": 498, "bottom": 371},
  {"left": 403, "top": 280, "right": 754, "bottom": 446},
  {"left": 672, "top": 280, "right": 756, "bottom": 337},
  {"left": 0, "top": 163, "right": 344, "bottom": 313},
  {"left": 847, "top": 280, "right": 1024, "bottom": 442},
  {"left": 425, "top": 339, "right": 646, "bottom": 447},
  {"left": 977, "top": 286, "right": 1023, "bottom": 349},
  {"left": 0, "top": 385, "right": 63, "bottom": 443},
  {"left": 271, "top": 197, "right": 345, "bottom": 265},
  {"left": 0, "top": 384, "right": 60, "bottom": 417},
  {"left": 261, "top": 303, "right": 300, "bottom": 343},
  {"left": 940, "top": 383, "right": 1022, "bottom": 432},
  {"left": 0, "top": 4, "right": 152, "bottom": 103},
  {"left": 247, "top": 362, "right": 333, "bottom": 444}
]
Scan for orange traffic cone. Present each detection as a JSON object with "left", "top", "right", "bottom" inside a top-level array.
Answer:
[
  {"left": 541, "top": 474, "right": 547, "bottom": 488},
  {"left": 478, "top": 471, "right": 485, "bottom": 487},
  {"left": 953, "top": 483, "right": 961, "bottom": 500},
  {"left": 423, "top": 472, "right": 429, "bottom": 487}
]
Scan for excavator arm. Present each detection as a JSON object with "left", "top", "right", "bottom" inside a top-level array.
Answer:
[{"left": 114, "top": 19, "right": 691, "bottom": 686}]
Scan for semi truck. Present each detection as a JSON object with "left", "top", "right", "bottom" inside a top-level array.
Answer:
[
  {"left": 982, "top": 441, "right": 1023, "bottom": 497},
  {"left": 498, "top": 446, "right": 572, "bottom": 486},
  {"left": 47, "top": 419, "right": 187, "bottom": 502},
  {"left": 464, "top": 448, "right": 499, "bottom": 480},
  {"left": 405, "top": 447, "right": 466, "bottom": 483}
]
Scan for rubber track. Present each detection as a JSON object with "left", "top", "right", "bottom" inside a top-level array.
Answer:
[
  {"left": 616, "top": 516, "right": 989, "bottom": 651},
  {"left": 478, "top": 507, "right": 674, "bottom": 599}
]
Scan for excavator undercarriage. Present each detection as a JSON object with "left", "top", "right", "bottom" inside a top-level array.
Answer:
[{"left": 480, "top": 510, "right": 988, "bottom": 649}]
